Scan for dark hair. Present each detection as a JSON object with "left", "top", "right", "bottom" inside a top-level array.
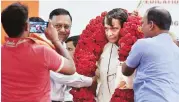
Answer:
[
  {"left": 146, "top": 6, "right": 172, "bottom": 30},
  {"left": 104, "top": 8, "right": 128, "bottom": 27},
  {"left": 29, "top": 17, "right": 45, "bottom": 22},
  {"left": 65, "top": 35, "right": 79, "bottom": 47},
  {"left": 1, "top": 2, "right": 28, "bottom": 38},
  {"left": 49, "top": 8, "right": 72, "bottom": 22}
]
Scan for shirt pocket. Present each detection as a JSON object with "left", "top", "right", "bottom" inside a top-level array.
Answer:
[{"left": 107, "top": 73, "right": 116, "bottom": 94}]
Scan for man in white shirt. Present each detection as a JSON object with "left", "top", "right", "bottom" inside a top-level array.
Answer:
[
  {"left": 49, "top": 8, "right": 95, "bottom": 102},
  {"left": 65, "top": 36, "right": 79, "bottom": 59}
]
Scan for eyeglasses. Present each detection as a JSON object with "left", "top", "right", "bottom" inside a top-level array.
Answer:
[{"left": 54, "top": 24, "right": 71, "bottom": 30}]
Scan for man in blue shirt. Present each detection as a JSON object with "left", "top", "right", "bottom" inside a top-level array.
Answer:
[{"left": 122, "top": 6, "right": 179, "bottom": 102}]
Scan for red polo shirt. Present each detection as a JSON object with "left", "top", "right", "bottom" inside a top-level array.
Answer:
[{"left": 1, "top": 38, "right": 64, "bottom": 102}]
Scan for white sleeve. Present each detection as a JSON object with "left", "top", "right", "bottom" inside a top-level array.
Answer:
[{"left": 50, "top": 71, "right": 93, "bottom": 88}]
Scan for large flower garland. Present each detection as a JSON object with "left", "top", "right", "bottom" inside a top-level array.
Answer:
[
  {"left": 111, "top": 11, "right": 144, "bottom": 102},
  {"left": 118, "top": 12, "right": 144, "bottom": 61},
  {"left": 70, "top": 10, "right": 143, "bottom": 102},
  {"left": 70, "top": 12, "right": 107, "bottom": 102}
]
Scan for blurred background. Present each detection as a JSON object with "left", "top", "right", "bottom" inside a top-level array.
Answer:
[{"left": 1, "top": 0, "right": 179, "bottom": 44}]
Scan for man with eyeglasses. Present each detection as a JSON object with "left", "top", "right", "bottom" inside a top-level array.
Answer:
[
  {"left": 1, "top": 3, "right": 76, "bottom": 102},
  {"left": 49, "top": 8, "right": 96, "bottom": 102}
]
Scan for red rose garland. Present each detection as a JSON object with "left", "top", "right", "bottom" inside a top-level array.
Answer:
[
  {"left": 70, "top": 12, "right": 108, "bottom": 102},
  {"left": 118, "top": 14, "right": 144, "bottom": 61},
  {"left": 110, "top": 89, "right": 134, "bottom": 102},
  {"left": 70, "top": 10, "right": 144, "bottom": 102},
  {"left": 111, "top": 12, "right": 144, "bottom": 102}
]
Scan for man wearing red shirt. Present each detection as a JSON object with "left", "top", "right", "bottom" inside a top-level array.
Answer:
[{"left": 1, "top": 2, "right": 76, "bottom": 102}]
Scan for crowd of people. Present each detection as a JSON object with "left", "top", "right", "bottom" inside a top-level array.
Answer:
[{"left": 1, "top": 2, "right": 179, "bottom": 102}]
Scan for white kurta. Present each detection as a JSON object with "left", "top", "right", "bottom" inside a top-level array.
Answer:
[
  {"left": 96, "top": 42, "right": 135, "bottom": 102},
  {"left": 96, "top": 43, "right": 119, "bottom": 102}
]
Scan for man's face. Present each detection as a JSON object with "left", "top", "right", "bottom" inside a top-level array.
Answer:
[
  {"left": 141, "top": 14, "right": 153, "bottom": 38},
  {"left": 66, "top": 41, "right": 76, "bottom": 59},
  {"left": 51, "top": 15, "right": 72, "bottom": 42},
  {"left": 104, "top": 18, "right": 121, "bottom": 43}
]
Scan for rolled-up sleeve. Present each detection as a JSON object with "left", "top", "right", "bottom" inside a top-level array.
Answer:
[
  {"left": 43, "top": 46, "right": 64, "bottom": 72},
  {"left": 50, "top": 71, "right": 93, "bottom": 88},
  {"left": 126, "top": 39, "right": 146, "bottom": 68}
]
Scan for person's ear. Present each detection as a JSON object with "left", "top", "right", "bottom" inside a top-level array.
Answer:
[
  {"left": 24, "top": 22, "right": 30, "bottom": 32},
  {"left": 149, "top": 21, "right": 154, "bottom": 31}
]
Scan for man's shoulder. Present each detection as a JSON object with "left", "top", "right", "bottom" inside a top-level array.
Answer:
[
  {"left": 31, "top": 43, "right": 54, "bottom": 52},
  {"left": 134, "top": 39, "right": 148, "bottom": 47},
  {"left": 130, "top": 38, "right": 153, "bottom": 54},
  {"left": 136, "top": 38, "right": 154, "bottom": 46},
  {"left": 138, "top": 38, "right": 153, "bottom": 43},
  {"left": 28, "top": 44, "right": 56, "bottom": 58}
]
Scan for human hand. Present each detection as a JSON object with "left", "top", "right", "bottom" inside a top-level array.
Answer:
[
  {"left": 45, "top": 20, "right": 60, "bottom": 42},
  {"left": 131, "top": 10, "right": 139, "bottom": 16}
]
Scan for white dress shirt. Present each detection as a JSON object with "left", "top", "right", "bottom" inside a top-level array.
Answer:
[
  {"left": 50, "top": 72, "right": 92, "bottom": 101},
  {"left": 50, "top": 43, "right": 93, "bottom": 101}
]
